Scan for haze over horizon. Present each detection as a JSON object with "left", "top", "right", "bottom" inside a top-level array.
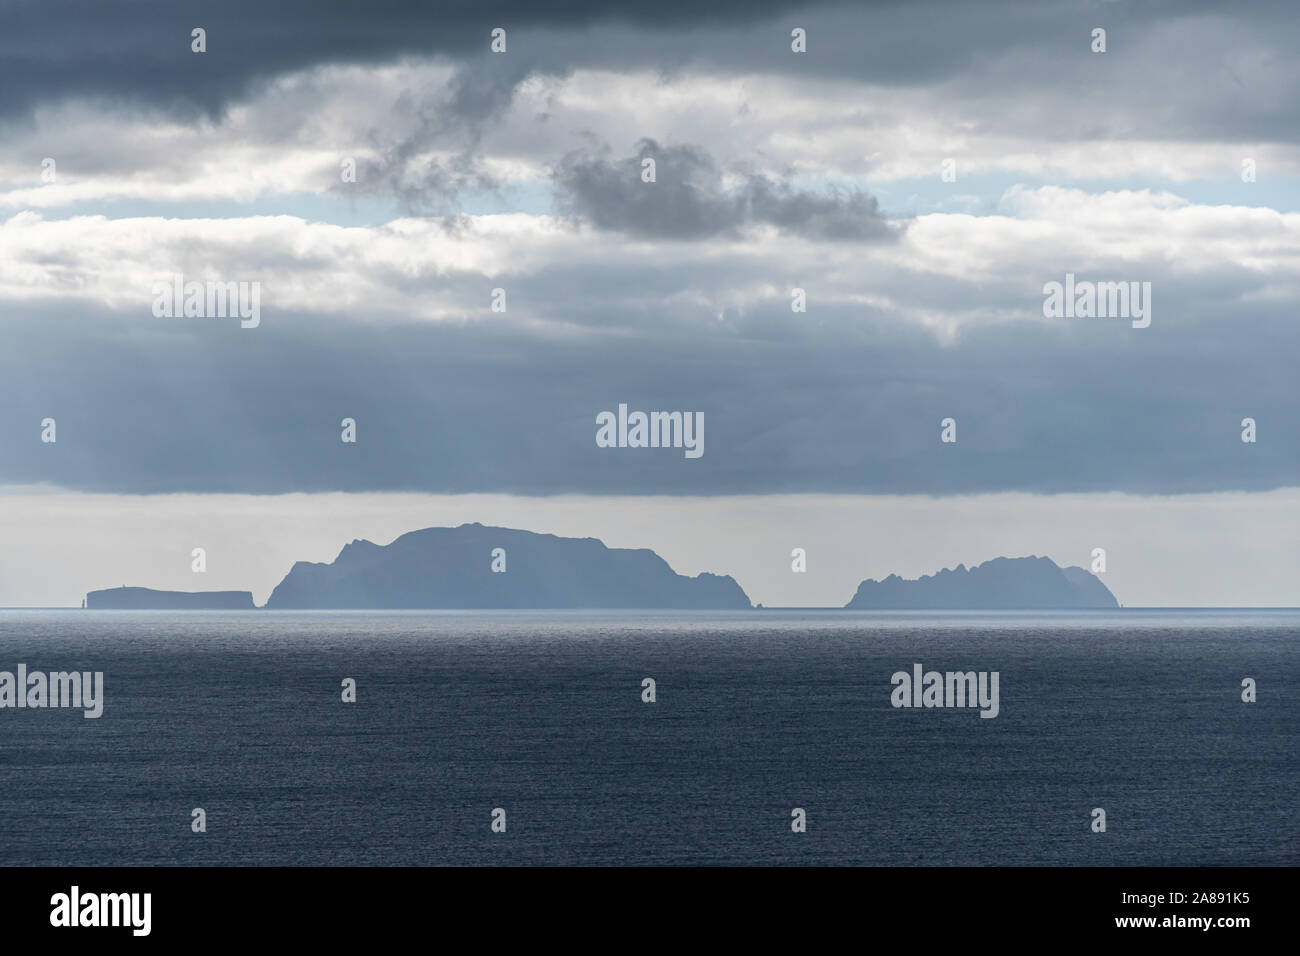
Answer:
[{"left": 3, "top": 491, "right": 1297, "bottom": 609}]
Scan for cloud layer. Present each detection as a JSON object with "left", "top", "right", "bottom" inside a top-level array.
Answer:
[{"left": 1, "top": 0, "right": 1297, "bottom": 500}]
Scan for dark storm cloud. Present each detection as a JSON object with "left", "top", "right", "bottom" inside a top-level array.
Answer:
[
  {"left": 6, "top": 0, "right": 1298, "bottom": 148},
  {"left": 0, "top": 0, "right": 801, "bottom": 120},
  {"left": 337, "top": 53, "right": 542, "bottom": 213},
  {"left": 1, "top": 300, "right": 1295, "bottom": 496},
  {"left": 554, "top": 139, "right": 897, "bottom": 240}
]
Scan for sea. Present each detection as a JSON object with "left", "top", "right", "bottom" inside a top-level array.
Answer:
[{"left": 0, "top": 609, "right": 1295, "bottom": 866}]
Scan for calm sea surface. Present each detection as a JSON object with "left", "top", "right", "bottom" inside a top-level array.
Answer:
[{"left": 0, "top": 609, "right": 1295, "bottom": 866}]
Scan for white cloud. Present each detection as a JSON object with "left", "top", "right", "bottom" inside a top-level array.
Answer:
[{"left": 3, "top": 187, "right": 1297, "bottom": 334}]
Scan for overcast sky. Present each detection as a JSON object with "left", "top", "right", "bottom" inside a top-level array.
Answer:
[{"left": 1, "top": 1, "right": 1297, "bottom": 605}]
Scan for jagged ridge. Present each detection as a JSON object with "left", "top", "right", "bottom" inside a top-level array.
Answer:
[{"left": 844, "top": 555, "right": 1118, "bottom": 609}]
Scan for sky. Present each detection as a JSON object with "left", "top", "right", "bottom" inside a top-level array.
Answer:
[{"left": 1, "top": 0, "right": 1297, "bottom": 606}]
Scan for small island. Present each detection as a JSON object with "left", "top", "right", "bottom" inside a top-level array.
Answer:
[{"left": 85, "top": 587, "right": 256, "bottom": 610}]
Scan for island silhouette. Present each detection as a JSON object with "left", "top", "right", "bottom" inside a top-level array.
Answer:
[
  {"left": 83, "top": 523, "right": 1118, "bottom": 610},
  {"left": 844, "top": 555, "right": 1118, "bottom": 609}
]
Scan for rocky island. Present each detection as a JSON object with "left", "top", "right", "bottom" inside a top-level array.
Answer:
[
  {"left": 844, "top": 556, "right": 1119, "bottom": 609},
  {"left": 264, "top": 523, "right": 752, "bottom": 610}
]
